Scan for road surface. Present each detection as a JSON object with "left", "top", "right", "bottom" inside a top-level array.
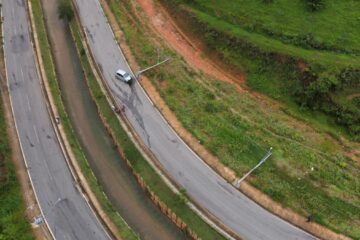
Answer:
[
  {"left": 3, "top": 0, "right": 110, "bottom": 239},
  {"left": 73, "top": 0, "right": 316, "bottom": 239}
]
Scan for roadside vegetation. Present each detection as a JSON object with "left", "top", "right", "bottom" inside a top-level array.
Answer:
[
  {"left": 68, "top": 13, "right": 225, "bottom": 239},
  {"left": 0, "top": 9, "right": 34, "bottom": 239},
  {"left": 106, "top": 0, "right": 360, "bottom": 238},
  {"left": 29, "top": 1, "right": 138, "bottom": 239},
  {"left": 0, "top": 98, "right": 34, "bottom": 240},
  {"left": 160, "top": 0, "right": 360, "bottom": 141}
]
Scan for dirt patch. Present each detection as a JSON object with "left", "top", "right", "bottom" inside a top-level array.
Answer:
[
  {"left": 345, "top": 149, "right": 360, "bottom": 165},
  {"left": 134, "top": 0, "right": 245, "bottom": 91},
  {"left": 347, "top": 93, "right": 360, "bottom": 100}
]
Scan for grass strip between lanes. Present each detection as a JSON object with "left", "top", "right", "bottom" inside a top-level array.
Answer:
[
  {"left": 29, "top": 1, "right": 139, "bottom": 239},
  {"left": 69, "top": 10, "right": 227, "bottom": 240}
]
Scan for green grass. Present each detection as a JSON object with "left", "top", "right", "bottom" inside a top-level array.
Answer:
[
  {"left": 29, "top": 1, "right": 138, "bottom": 239},
  {"left": 0, "top": 99, "right": 34, "bottom": 240},
  {"left": 69, "top": 13, "right": 226, "bottom": 240},
  {"left": 107, "top": 0, "right": 360, "bottom": 238},
  {"left": 191, "top": 8, "right": 360, "bottom": 68},
  {"left": 182, "top": 0, "right": 360, "bottom": 55},
  {"left": 159, "top": 0, "right": 360, "bottom": 141}
]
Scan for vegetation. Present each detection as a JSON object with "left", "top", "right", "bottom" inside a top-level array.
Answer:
[
  {"left": 0, "top": 9, "right": 33, "bottom": 239},
  {"left": 58, "top": 0, "right": 74, "bottom": 22},
  {"left": 0, "top": 99, "right": 34, "bottom": 240},
  {"left": 30, "top": 0, "right": 138, "bottom": 239},
  {"left": 69, "top": 14, "right": 226, "bottom": 240},
  {"left": 159, "top": 0, "right": 360, "bottom": 141},
  {"left": 107, "top": 0, "right": 360, "bottom": 238}
]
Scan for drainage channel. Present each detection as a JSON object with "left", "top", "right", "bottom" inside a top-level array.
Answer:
[{"left": 41, "top": 0, "right": 186, "bottom": 239}]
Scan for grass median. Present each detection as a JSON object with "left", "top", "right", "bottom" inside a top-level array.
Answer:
[
  {"left": 105, "top": 0, "right": 360, "bottom": 238},
  {"left": 68, "top": 11, "right": 226, "bottom": 240},
  {"left": 29, "top": 0, "right": 138, "bottom": 239}
]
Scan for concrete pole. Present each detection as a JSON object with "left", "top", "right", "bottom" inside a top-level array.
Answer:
[
  {"left": 136, "top": 58, "right": 171, "bottom": 78},
  {"left": 233, "top": 147, "right": 273, "bottom": 188}
]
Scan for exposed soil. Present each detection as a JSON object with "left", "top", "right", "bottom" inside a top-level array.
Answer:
[
  {"left": 347, "top": 93, "right": 360, "bottom": 100},
  {"left": 134, "top": 0, "right": 245, "bottom": 91},
  {"left": 345, "top": 149, "right": 360, "bottom": 165}
]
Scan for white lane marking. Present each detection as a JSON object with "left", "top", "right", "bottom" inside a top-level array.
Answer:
[
  {"left": 33, "top": 125, "right": 39, "bottom": 143},
  {"left": 26, "top": 95, "right": 31, "bottom": 112}
]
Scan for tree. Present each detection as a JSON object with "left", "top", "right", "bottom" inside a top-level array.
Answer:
[{"left": 58, "top": 0, "right": 74, "bottom": 22}]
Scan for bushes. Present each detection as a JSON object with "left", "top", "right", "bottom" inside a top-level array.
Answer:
[
  {"left": 305, "top": 0, "right": 325, "bottom": 12},
  {"left": 58, "top": 0, "right": 74, "bottom": 21},
  {"left": 294, "top": 65, "right": 360, "bottom": 140}
]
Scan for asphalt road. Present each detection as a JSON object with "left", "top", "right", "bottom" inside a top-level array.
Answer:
[
  {"left": 3, "top": 1, "right": 110, "bottom": 239},
  {"left": 72, "top": 0, "right": 318, "bottom": 239}
]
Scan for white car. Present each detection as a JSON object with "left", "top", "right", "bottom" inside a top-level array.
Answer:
[{"left": 115, "top": 69, "right": 133, "bottom": 85}]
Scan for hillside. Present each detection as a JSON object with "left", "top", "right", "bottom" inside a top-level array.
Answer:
[
  {"left": 105, "top": 0, "right": 360, "bottom": 238},
  {"left": 160, "top": 0, "right": 360, "bottom": 140}
]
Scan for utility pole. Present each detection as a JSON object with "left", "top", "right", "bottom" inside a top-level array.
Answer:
[
  {"left": 233, "top": 147, "right": 273, "bottom": 188},
  {"left": 136, "top": 58, "right": 171, "bottom": 79}
]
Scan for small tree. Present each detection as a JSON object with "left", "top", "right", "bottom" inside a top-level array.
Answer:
[
  {"left": 306, "top": 0, "right": 325, "bottom": 12},
  {"left": 58, "top": 0, "right": 74, "bottom": 21}
]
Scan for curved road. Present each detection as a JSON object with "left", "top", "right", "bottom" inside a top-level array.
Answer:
[
  {"left": 73, "top": 0, "right": 316, "bottom": 239},
  {"left": 3, "top": 0, "right": 110, "bottom": 239}
]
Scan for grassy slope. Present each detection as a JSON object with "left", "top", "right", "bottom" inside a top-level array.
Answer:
[
  {"left": 108, "top": 0, "right": 360, "bottom": 238},
  {"left": 192, "top": 0, "right": 360, "bottom": 54},
  {"left": 159, "top": 0, "right": 360, "bottom": 142},
  {"left": 29, "top": 0, "right": 138, "bottom": 239},
  {"left": 69, "top": 16, "right": 225, "bottom": 240},
  {"left": 0, "top": 98, "right": 34, "bottom": 240}
]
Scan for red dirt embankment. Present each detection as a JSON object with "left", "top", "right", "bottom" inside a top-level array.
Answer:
[{"left": 136, "top": 0, "right": 245, "bottom": 90}]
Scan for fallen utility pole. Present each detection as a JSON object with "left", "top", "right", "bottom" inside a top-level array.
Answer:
[
  {"left": 233, "top": 147, "right": 273, "bottom": 188},
  {"left": 136, "top": 58, "right": 171, "bottom": 78}
]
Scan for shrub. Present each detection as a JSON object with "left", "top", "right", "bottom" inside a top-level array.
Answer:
[
  {"left": 305, "top": 0, "right": 325, "bottom": 12},
  {"left": 58, "top": 0, "right": 74, "bottom": 21}
]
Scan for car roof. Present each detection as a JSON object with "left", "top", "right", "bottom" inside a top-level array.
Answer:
[{"left": 116, "top": 69, "right": 127, "bottom": 75}]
